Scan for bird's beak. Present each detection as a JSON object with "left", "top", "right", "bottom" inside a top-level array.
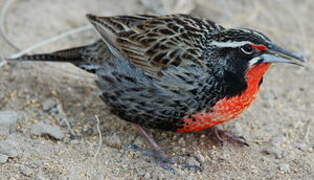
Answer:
[{"left": 261, "top": 44, "right": 305, "bottom": 66}]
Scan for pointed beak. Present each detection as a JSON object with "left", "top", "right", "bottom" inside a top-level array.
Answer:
[{"left": 261, "top": 44, "right": 305, "bottom": 66}]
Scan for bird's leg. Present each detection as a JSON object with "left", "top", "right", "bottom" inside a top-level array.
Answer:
[
  {"left": 130, "top": 124, "right": 202, "bottom": 172},
  {"left": 131, "top": 124, "right": 176, "bottom": 172},
  {"left": 132, "top": 124, "right": 171, "bottom": 162},
  {"left": 206, "top": 126, "right": 249, "bottom": 146}
]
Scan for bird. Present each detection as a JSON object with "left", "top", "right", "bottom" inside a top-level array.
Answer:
[{"left": 8, "top": 13, "right": 304, "bottom": 171}]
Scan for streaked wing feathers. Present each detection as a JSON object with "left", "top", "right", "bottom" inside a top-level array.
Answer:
[{"left": 87, "top": 14, "right": 224, "bottom": 77}]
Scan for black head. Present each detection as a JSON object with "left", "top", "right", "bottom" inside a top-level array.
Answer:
[
  {"left": 206, "top": 28, "right": 304, "bottom": 73},
  {"left": 204, "top": 28, "right": 304, "bottom": 97}
]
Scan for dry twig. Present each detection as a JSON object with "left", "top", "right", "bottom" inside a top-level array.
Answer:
[{"left": 94, "top": 115, "right": 103, "bottom": 160}]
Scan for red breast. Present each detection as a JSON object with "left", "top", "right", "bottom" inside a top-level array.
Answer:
[{"left": 177, "top": 63, "right": 272, "bottom": 133}]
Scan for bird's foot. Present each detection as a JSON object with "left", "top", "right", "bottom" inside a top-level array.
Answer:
[
  {"left": 206, "top": 127, "right": 249, "bottom": 146},
  {"left": 129, "top": 144, "right": 202, "bottom": 173},
  {"left": 132, "top": 125, "right": 202, "bottom": 173}
]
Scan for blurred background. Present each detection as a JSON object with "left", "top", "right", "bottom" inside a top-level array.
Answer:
[{"left": 0, "top": 0, "right": 313, "bottom": 179}]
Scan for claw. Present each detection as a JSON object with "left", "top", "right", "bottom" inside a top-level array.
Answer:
[
  {"left": 128, "top": 144, "right": 172, "bottom": 163},
  {"left": 130, "top": 144, "right": 202, "bottom": 173},
  {"left": 129, "top": 144, "right": 175, "bottom": 173},
  {"left": 131, "top": 125, "right": 203, "bottom": 173},
  {"left": 207, "top": 127, "right": 249, "bottom": 146}
]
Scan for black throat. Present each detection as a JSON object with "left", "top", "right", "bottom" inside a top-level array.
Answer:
[{"left": 222, "top": 69, "right": 248, "bottom": 98}]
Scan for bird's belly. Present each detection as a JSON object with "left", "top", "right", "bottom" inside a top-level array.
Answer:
[{"left": 177, "top": 89, "right": 259, "bottom": 132}]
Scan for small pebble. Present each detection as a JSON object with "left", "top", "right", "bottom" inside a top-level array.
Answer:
[
  {"left": 91, "top": 173, "right": 104, "bottom": 180},
  {"left": 35, "top": 171, "right": 49, "bottom": 180},
  {"left": 271, "top": 136, "right": 286, "bottom": 146},
  {"left": 232, "top": 122, "right": 243, "bottom": 135},
  {"left": 186, "top": 157, "right": 201, "bottom": 167},
  {"left": 30, "top": 122, "right": 64, "bottom": 140},
  {"left": 0, "top": 154, "right": 9, "bottom": 163},
  {"left": 20, "top": 166, "right": 33, "bottom": 177},
  {"left": 278, "top": 163, "right": 290, "bottom": 173},
  {"left": 42, "top": 98, "right": 66, "bottom": 117},
  {"left": 70, "top": 139, "right": 80, "bottom": 145},
  {"left": 296, "top": 143, "right": 308, "bottom": 152},
  {"left": 0, "top": 111, "right": 19, "bottom": 136},
  {"left": 136, "top": 167, "right": 146, "bottom": 176},
  {"left": 0, "top": 139, "right": 20, "bottom": 157},
  {"left": 104, "top": 134, "right": 122, "bottom": 149},
  {"left": 262, "top": 147, "right": 283, "bottom": 159},
  {"left": 198, "top": 153, "right": 205, "bottom": 163},
  {"left": 42, "top": 98, "right": 58, "bottom": 112},
  {"left": 42, "top": 99, "right": 69, "bottom": 126},
  {"left": 178, "top": 137, "right": 186, "bottom": 146},
  {"left": 144, "top": 172, "right": 151, "bottom": 179}
]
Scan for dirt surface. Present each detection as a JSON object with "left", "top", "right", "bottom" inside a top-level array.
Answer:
[{"left": 0, "top": 0, "right": 313, "bottom": 179}]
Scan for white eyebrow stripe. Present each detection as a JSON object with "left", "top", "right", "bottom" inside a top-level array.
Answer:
[{"left": 210, "top": 41, "right": 252, "bottom": 48}]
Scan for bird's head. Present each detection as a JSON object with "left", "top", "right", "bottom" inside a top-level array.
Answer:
[
  {"left": 208, "top": 28, "right": 304, "bottom": 71},
  {"left": 206, "top": 28, "right": 305, "bottom": 96}
]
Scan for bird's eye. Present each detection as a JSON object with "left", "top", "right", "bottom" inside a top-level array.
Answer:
[{"left": 240, "top": 44, "right": 254, "bottom": 55}]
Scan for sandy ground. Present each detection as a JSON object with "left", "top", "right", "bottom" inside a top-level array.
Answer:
[{"left": 0, "top": 0, "right": 313, "bottom": 179}]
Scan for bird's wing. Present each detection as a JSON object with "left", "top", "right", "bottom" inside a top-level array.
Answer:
[{"left": 86, "top": 14, "right": 224, "bottom": 77}]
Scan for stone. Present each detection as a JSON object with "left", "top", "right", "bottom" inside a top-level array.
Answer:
[
  {"left": 20, "top": 166, "right": 33, "bottom": 176},
  {"left": 278, "top": 163, "right": 290, "bottom": 173},
  {"left": 0, "top": 111, "right": 19, "bottom": 136},
  {"left": 104, "top": 134, "right": 122, "bottom": 149},
  {"left": 0, "top": 139, "right": 20, "bottom": 157},
  {"left": 30, "top": 122, "right": 64, "bottom": 140},
  {"left": 42, "top": 98, "right": 58, "bottom": 112},
  {"left": 0, "top": 154, "right": 9, "bottom": 163},
  {"left": 91, "top": 174, "right": 104, "bottom": 180},
  {"left": 261, "top": 147, "right": 284, "bottom": 159}
]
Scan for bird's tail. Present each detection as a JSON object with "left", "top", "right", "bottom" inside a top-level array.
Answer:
[
  {"left": 9, "top": 46, "right": 85, "bottom": 63},
  {"left": 7, "top": 40, "right": 109, "bottom": 73}
]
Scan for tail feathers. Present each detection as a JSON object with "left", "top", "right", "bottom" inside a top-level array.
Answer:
[
  {"left": 8, "top": 46, "right": 85, "bottom": 64},
  {"left": 7, "top": 40, "right": 112, "bottom": 74}
]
